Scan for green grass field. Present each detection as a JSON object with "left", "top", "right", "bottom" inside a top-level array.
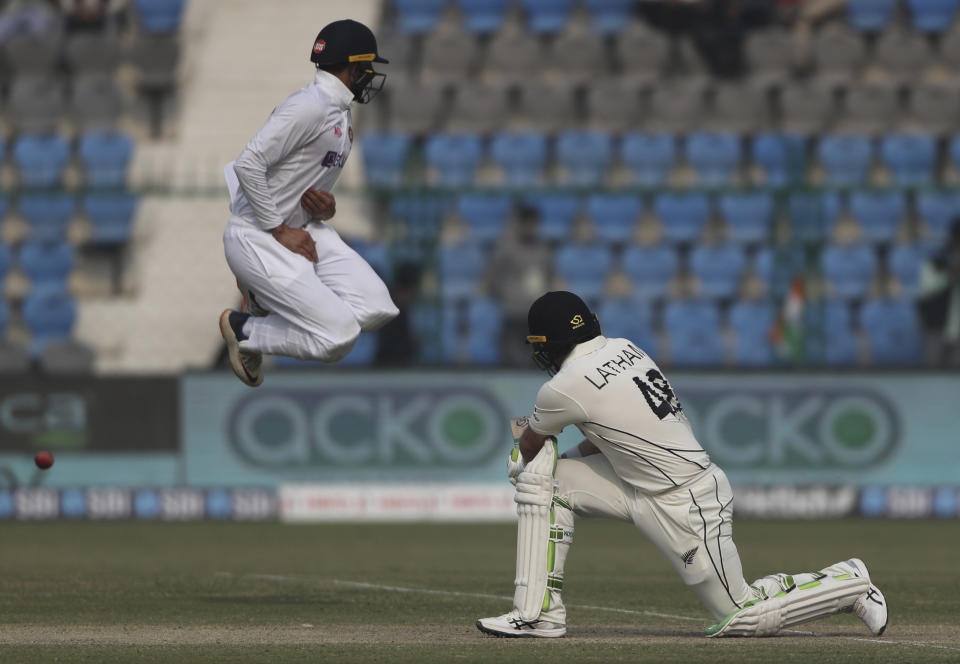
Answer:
[{"left": 1, "top": 519, "right": 957, "bottom": 663}]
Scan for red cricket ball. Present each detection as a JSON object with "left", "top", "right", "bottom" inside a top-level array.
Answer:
[{"left": 34, "top": 451, "right": 54, "bottom": 470}]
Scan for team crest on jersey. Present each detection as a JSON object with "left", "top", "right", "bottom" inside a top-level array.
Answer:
[
  {"left": 570, "top": 315, "right": 584, "bottom": 329},
  {"left": 334, "top": 125, "right": 343, "bottom": 137},
  {"left": 322, "top": 150, "right": 347, "bottom": 168},
  {"left": 313, "top": 39, "right": 326, "bottom": 54}
]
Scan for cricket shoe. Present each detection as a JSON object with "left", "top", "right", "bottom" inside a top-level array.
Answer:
[
  {"left": 219, "top": 309, "right": 263, "bottom": 387},
  {"left": 476, "top": 611, "right": 566, "bottom": 638},
  {"left": 838, "top": 558, "right": 888, "bottom": 636}
]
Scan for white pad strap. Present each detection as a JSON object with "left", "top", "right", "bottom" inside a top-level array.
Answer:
[
  {"left": 707, "top": 574, "right": 870, "bottom": 637},
  {"left": 513, "top": 439, "right": 557, "bottom": 622}
]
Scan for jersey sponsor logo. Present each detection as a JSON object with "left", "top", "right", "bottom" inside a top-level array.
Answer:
[
  {"left": 313, "top": 39, "right": 326, "bottom": 54},
  {"left": 321, "top": 150, "right": 348, "bottom": 168},
  {"left": 334, "top": 125, "right": 342, "bottom": 137},
  {"left": 681, "top": 546, "right": 698, "bottom": 567},
  {"left": 583, "top": 343, "right": 647, "bottom": 390},
  {"left": 570, "top": 315, "right": 584, "bottom": 329}
]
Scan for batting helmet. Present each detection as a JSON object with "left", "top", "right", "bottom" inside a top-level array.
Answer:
[
  {"left": 526, "top": 291, "right": 601, "bottom": 373},
  {"left": 309, "top": 19, "right": 388, "bottom": 103}
]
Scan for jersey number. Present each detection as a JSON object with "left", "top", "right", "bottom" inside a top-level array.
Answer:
[{"left": 632, "top": 370, "right": 682, "bottom": 420}]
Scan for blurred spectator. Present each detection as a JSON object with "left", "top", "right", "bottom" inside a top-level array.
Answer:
[
  {"left": 638, "top": 0, "right": 778, "bottom": 79},
  {"left": 0, "top": 0, "right": 60, "bottom": 45},
  {"left": 917, "top": 220, "right": 960, "bottom": 366},
  {"left": 486, "top": 205, "right": 551, "bottom": 367},
  {"left": 375, "top": 262, "right": 421, "bottom": 366},
  {"left": 59, "top": 0, "right": 126, "bottom": 32}
]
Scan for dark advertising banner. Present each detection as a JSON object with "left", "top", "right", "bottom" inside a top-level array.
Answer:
[{"left": 0, "top": 377, "right": 179, "bottom": 453}]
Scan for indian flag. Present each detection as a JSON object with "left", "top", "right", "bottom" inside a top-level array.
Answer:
[{"left": 771, "top": 277, "right": 805, "bottom": 362}]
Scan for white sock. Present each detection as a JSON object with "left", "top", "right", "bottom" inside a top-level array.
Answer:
[{"left": 242, "top": 317, "right": 255, "bottom": 340}]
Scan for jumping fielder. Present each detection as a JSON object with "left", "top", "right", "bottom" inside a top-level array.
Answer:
[
  {"left": 219, "top": 19, "right": 398, "bottom": 386},
  {"left": 477, "top": 291, "right": 888, "bottom": 638}
]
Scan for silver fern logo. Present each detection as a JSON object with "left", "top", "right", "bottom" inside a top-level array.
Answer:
[{"left": 681, "top": 546, "right": 698, "bottom": 568}]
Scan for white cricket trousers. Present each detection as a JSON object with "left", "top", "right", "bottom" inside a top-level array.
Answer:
[
  {"left": 222, "top": 216, "right": 399, "bottom": 361},
  {"left": 556, "top": 454, "right": 753, "bottom": 619}
]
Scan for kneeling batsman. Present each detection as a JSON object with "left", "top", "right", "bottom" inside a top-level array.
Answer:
[{"left": 476, "top": 291, "right": 888, "bottom": 639}]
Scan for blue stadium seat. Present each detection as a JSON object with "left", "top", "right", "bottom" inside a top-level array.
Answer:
[
  {"left": 0, "top": 298, "right": 8, "bottom": 337},
  {"left": 491, "top": 131, "right": 548, "bottom": 186},
  {"left": 458, "top": 0, "right": 511, "bottom": 34},
  {"left": 729, "top": 299, "right": 776, "bottom": 366},
  {"left": 390, "top": 196, "right": 448, "bottom": 239},
  {"left": 18, "top": 241, "right": 74, "bottom": 288},
  {"left": 620, "top": 132, "right": 677, "bottom": 187},
  {"left": 77, "top": 130, "right": 134, "bottom": 188},
  {"left": 12, "top": 133, "right": 71, "bottom": 189},
  {"left": 22, "top": 286, "right": 76, "bottom": 355},
  {"left": 787, "top": 191, "right": 841, "bottom": 243},
  {"left": 337, "top": 331, "right": 378, "bottom": 367},
  {"left": 663, "top": 300, "right": 724, "bottom": 366},
  {"left": 440, "top": 242, "right": 487, "bottom": 299},
  {"left": 849, "top": 190, "right": 906, "bottom": 243},
  {"left": 526, "top": 194, "right": 580, "bottom": 242},
  {"left": 585, "top": 193, "right": 641, "bottom": 244},
  {"left": 621, "top": 243, "right": 678, "bottom": 299},
  {"left": 808, "top": 299, "right": 858, "bottom": 365},
  {"left": 134, "top": 0, "right": 185, "bottom": 33},
  {"left": 718, "top": 191, "right": 773, "bottom": 244},
  {"left": 684, "top": 131, "right": 742, "bottom": 187},
  {"left": 0, "top": 195, "right": 7, "bottom": 223},
  {"left": 425, "top": 133, "right": 485, "bottom": 187},
  {"left": 860, "top": 297, "right": 923, "bottom": 364},
  {"left": 393, "top": 0, "right": 446, "bottom": 34},
  {"left": 689, "top": 243, "right": 747, "bottom": 299},
  {"left": 554, "top": 243, "right": 613, "bottom": 301},
  {"left": 816, "top": 134, "right": 874, "bottom": 186},
  {"left": 753, "top": 246, "right": 805, "bottom": 296},
  {"left": 18, "top": 194, "right": 74, "bottom": 242},
  {"left": 916, "top": 190, "right": 960, "bottom": 240},
  {"left": 466, "top": 298, "right": 503, "bottom": 364},
  {"left": 906, "top": 0, "right": 959, "bottom": 32},
  {"left": 750, "top": 132, "right": 807, "bottom": 187},
  {"left": 350, "top": 240, "right": 391, "bottom": 280},
  {"left": 457, "top": 193, "right": 512, "bottom": 243},
  {"left": 821, "top": 242, "right": 878, "bottom": 299},
  {"left": 596, "top": 298, "right": 656, "bottom": 352},
  {"left": 948, "top": 135, "right": 960, "bottom": 176},
  {"left": 555, "top": 130, "right": 614, "bottom": 186},
  {"left": 0, "top": 242, "right": 11, "bottom": 282},
  {"left": 361, "top": 132, "right": 412, "bottom": 187},
  {"left": 81, "top": 193, "right": 138, "bottom": 245},
  {"left": 438, "top": 300, "right": 460, "bottom": 364},
  {"left": 888, "top": 243, "right": 924, "bottom": 295},
  {"left": 521, "top": 0, "right": 575, "bottom": 34},
  {"left": 654, "top": 192, "right": 710, "bottom": 244},
  {"left": 880, "top": 133, "right": 936, "bottom": 186},
  {"left": 584, "top": 0, "right": 635, "bottom": 34},
  {"left": 847, "top": 0, "right": 897, "bottom": 31}
]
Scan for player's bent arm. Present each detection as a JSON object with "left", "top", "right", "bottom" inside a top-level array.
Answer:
[
  {"left": 519, "top": 427, "right": 553, "bottom": 464},
  {"left": 234, "top": 98, "right": 329, "bottom": 231}
]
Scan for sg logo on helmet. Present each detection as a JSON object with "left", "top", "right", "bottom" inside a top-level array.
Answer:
[{"left": 570, "top": 315, "right": 584, "bottom": 329}]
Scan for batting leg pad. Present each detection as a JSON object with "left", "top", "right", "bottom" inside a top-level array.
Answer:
[
  {"left": 513, "top": 440, "right": 558, "bottom": 622},
  {"left": 706, "top": 573, "right": 870, "bottom": 637}
]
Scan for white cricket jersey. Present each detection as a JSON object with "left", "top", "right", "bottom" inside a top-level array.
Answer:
[
  {"left": 529, "top": 335, "right": 712, "bottom": 494},
  {"left": 225, "top": 69, "right": 355, "bottom": 231}
]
